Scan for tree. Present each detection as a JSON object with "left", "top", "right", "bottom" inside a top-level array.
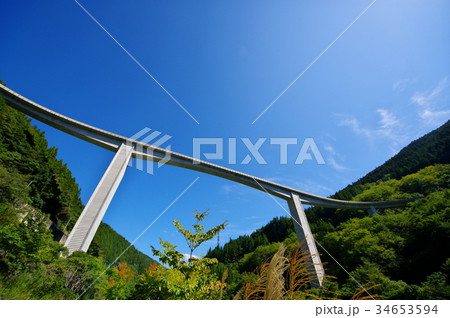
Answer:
[
  {"left": 148, "top": 209, "right": 228, "bottom": 299},
  {"left": 175, "top": 209, "right": 227, "bottom": 262},
  {"left": 101, "top": 262, "right": 136, "bottom": 300}
]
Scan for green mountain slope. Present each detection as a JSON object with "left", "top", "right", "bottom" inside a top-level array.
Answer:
[
  {"left": 0, "top": 95, "right": 156, "bottom": 271},
  {"left": 88, "top": 223, "right": 156, "bottom": 273}
]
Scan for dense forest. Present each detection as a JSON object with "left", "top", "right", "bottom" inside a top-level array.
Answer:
[
  {"left": 0, "top": 88, "right": 449, "bottom": 299},
  {"left": 88, "top": 223, "right": 156, "bottom": 273}
]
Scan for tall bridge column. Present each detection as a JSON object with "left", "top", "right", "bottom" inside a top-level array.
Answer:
[
  {"left": 64, "top": 143, "right": 133, "bottom": 254},
  {"left": 287, "top": 192, "right": 325, "bottom": 288}
]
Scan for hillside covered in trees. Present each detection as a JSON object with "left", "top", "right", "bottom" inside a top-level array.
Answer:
[{"left": 88, "top": 223, "right": 156, "bottom": 273}]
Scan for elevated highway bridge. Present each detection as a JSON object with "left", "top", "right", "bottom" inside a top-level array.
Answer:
[{"left": 0, "top": 84, "right": 415, "bottom": 287}]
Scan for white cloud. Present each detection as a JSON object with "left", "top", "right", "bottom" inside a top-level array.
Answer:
[
  {"left": 393, "top": 78, "right": 416, "bottom": 92},
  {"left": 182, "top": 253, "right": 198, "bottom": 262},
  {"left": 339, "top": 109, "right": 406, "bottom": 155},
  {"left": 323, "top": 144, "right": 347, "bottom": 172},
  {"left": 338, "top": 76, "right": 449, "bottom": 157},
  {"left": 411, "top": 77, "right": 450, "bottom": 126},
  {"left": 377, "top": 109, "right": 399, "bottom": 130},
  {"left": 376, "top": 109, "right": 402, "bottom": 141},
  {"left": 419, "top": 109, "right": 450, "bottom": 123},
  {"left": 327, "top": 157, "right": 346, "bottom": 172},
  {"left": 411, "top": 77, "right": 447, "bottom": 107},
  {"left": 324, "top": 144, "right": 336, "bottom": 156},
  {"left": 339, "top": 109, "right": 401, "bottom": 140},
  {"left": 213, "top": 227, "right": 255, "bottom": 244},
  {"left": 339, "top": 117, "right": 371, "bottom": 137}
]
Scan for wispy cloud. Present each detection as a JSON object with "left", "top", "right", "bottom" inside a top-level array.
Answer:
[
  {"left": 327, "top": 157, "right": 346, "bottom": 172},
  {"left": 411, "top": 77, "right": 447, "bottom": 107},
  {"left": 376, "top": 108, "right": 401, "bottom": 140},
  {"left": 392, "top": 78, "right": 417, "bottom": 92},
  {"left": 182, "top": 253, "right": 198, "bottom": 262},
  {"left": 339, "top": 109, "right": 401, "bottom": 138},
  {"left": 339, "top": 117, "right": 371, "bottom": 137},
  {"left": 339, "top": 109, "right": 406, "bottom": 155},
  {"left": 338, "top": 77, "right": 449, "bottom": 159},
  {"left": 324, "top": 144, "right": 337, "bottom": 156},
  {"left": 411, "top": 77, "right": 450, "bottom": 126},
  {"left": 323, "top": 144, "right": 347, "bottom": 172},
  {"left": 419, "top": 109, "right": 450, "bottom": 125},
  {"left": 378, "top": 109, "right": 399, "bottom": 129}
]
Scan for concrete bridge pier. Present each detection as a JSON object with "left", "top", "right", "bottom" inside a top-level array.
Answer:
[
  {"left": 368, "top": 205, "right": 378, "bottom": 216},
  {"left": 64, "top": 143, "right": 134, "bottom": 254},
  {"left": 287, "top": 192, "right": 325, "bottom": 288}
]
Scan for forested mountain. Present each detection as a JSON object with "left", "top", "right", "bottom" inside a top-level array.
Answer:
[
  {"left": 88, "top": 223, "right": 155, "bottom": 273},
  {"left": 0, "top": 95, "right": 155, "bottom": 275}
]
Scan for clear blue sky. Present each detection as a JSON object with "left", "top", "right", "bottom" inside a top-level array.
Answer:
[{"left": 1, "top": 0, "right": 449, "bottom": 261}]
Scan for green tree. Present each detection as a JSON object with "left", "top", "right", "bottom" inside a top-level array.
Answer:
[
  {"left": 147, "top": 209, "right": 227, "bottom": 299},
  {"left": 0, "top": 210, "right": 65, "bottom": 275},
  {"left": 101, "top": 262, "right": 136, "bottom": 300}
]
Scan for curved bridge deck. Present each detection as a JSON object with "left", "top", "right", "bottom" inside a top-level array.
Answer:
[{"left": 0, "top": 84, "right": 413, "bottom": 209}]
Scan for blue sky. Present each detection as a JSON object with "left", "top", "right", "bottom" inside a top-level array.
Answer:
[{"left": 1, "top": 0, "right": 449, "bottom": 261}]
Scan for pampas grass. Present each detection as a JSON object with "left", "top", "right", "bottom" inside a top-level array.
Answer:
[{"left": 234, "top": 242, "right": 380, "bottom": 300}]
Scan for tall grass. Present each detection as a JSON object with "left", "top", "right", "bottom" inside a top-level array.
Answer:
[{"left": 234, "top": 243, "right": 380, "bottom": 300}]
